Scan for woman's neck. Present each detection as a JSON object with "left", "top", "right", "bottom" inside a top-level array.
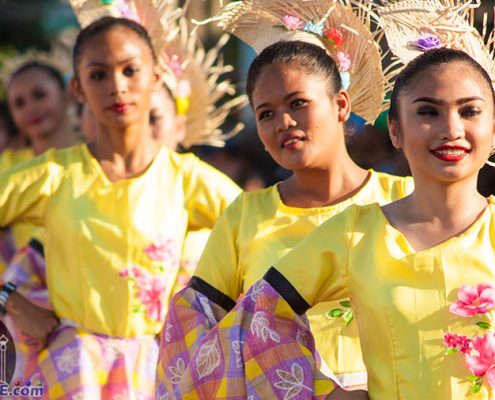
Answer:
[
  {"left": 89, "top": 121, "right": 159, "bottom": 182},
  {"left": 279, "top": 153, "right": 368, "bottom": 208},
  {"left": 383, "top": 174, "right": 488, "bottom": 251}
]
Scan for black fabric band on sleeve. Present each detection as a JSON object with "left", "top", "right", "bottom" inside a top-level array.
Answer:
[
  {"left": 188, "top": 276, "right": 236, "bottom": 312},
  {"left": 28, "top": 238, "right": 44, "bottom": 257},
  {"left": 264, "top": 267, "right": 311, "bottom": 315}
]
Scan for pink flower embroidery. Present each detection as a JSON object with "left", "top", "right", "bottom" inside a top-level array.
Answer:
[
  {"left": 281, "top": 15, "right": 303, "bottom": 30},
  {"left": 465, "top": 333, "right": 495, "bottom": 383},
  {"left": 450, "top": 284, "right": 495, "bottom": 317},
  {"left": 121, "top": 265, "right": 166, "bottom": 322},
  {"left": 145, "top": 236, "right": 177, "bottom": 262},
  {"left": 443, "top": 332, "right": 472, "bottom": 354},
  {"left": 137, "top": 276, "right": 166, "bottom": 322}
]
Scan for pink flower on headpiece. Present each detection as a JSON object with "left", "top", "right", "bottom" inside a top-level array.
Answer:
[
  {"left": 117, "top": 2, "right": 141, "bottom": 24},
  {"left": 325, "top": 28, "right": 344, "bottom": 47},
  {"left": 449, "top": 284, "right": 495, "bottom": 317},
  {"left": 281, "top": 15, "right": 303, "bottom": 30},
  {"left": 177, "top": 80, "right": 192, "bottom": 98},
  {"left": 167, "top": 55, "right": 183, "bottom": 78},
  {"left": 443, "top": 332, "right": 472, "bottom": 354},
  {"left": 337, "top": 51, "right": 351, "bottom": 72}
]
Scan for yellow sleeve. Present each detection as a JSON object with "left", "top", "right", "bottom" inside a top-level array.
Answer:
[
  {"left": 183, "top": 154, "right": 241, "bottom": 230},
  {"left": 192, "top": 196, "right": 243, "bottom": 302},
  {"left": 267, "top": 205, "right": 357, "bottom": 314},
  {"left": 0, "top": 149, "right": 61, "bottom": 227}
]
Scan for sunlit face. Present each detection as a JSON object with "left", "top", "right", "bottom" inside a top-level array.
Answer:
[
  {"left": 72, "top": 26, "right": 160, "bottom": 131},
  {"left": 7, "top": 68, "right": 67, "bottom": 141},
  {"left": 389, "top": 63, "right": 495, "bottom": 184},
  {"left": 149, "top": 85, "right": 185, "bottom": 150},
  {"left": 251, "top": 63, "right": 350, "bottom": 171}
]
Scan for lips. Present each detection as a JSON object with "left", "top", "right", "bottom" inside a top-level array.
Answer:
[
  {"left": 431, "top": 145, "right": 471, "bottom": 162},
  {"left": 30, "top": 116, "right": 44, "bottom": 126},
  {"left": 280, "top": 133, "right": 305, "bottom": 149},
  {"left": 109, "top": 102, "right": 132, "bottom": 113}
]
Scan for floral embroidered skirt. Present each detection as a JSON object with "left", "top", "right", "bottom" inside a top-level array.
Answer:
[
  {"left": 156, "top": 277, "right": 335, "bottom": 399},
  {"left": 25, "top": 325, "right": 159, "bottom": 400}
]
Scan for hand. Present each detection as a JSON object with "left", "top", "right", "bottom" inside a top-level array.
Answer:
[
  {"left": 20, "top": 332, "right": 46, "bottom": 353},
  {"left": 327, "top": 387, "right": 369, "bottom": 399},
  {"left": 6, "top": 292, "right": 59, "bottom": 343}
]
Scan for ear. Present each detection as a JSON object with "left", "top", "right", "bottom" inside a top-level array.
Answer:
[
  {"left": 151, "top": 65, "right": 163, "bottom": 92},
  {"left": 175, "top": 114, "right": 186, "bottom": 142},
  {"left": 388, "top": 116, "right": 401, "bottom": 149},
  {"left": 70, "top": 77, "right": 86, "bottom": 103},
  {"left": 335, "top": 90, "right": 351, "bottom": 122}
]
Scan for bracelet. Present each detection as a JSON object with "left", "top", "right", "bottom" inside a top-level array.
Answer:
[{"left": 0, "top": 282, "right": 17, "bottom": 316}]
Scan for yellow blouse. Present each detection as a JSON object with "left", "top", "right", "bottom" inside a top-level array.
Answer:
[
  {"left": 0, "top": 147, "right": 35, "bottom": 272},
  {"left": 0, "top": 144, "right": 240, "bottom": 337},
  {"left": 273, "top": 198, "right": 495, "bottom": 399},
  {"left": 194, "top": 170, "right": 413, "bottom": 382}
]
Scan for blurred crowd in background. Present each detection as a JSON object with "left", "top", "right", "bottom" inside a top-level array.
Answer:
[{"left": 0, "top": 0, "right": 494, "bottom": 195}]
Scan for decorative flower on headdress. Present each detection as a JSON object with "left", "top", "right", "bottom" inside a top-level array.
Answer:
[
  {"left": 200, "top": 0, "right": 392, "bottom": 124},
  {"left": 277, "top": 13, "right": 352, "bottom": 88},
  {"left": 407, "top": 34, "right": 442, "bottom": 51}
]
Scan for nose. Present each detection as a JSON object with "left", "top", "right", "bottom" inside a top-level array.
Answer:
[
  {"left": 276, "top": 112, "right": 297, "bottom": 134},
  {"left": 108, "top": 72, "right": 128, "bottom": 96},
  {"left": 441, "top": 111, "right": 464, "bottom": 140}
]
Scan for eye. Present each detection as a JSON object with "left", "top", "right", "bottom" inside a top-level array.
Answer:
[
  {"left": 89, "top": 70, "right": 106, "bottom": 81},
  {"left": 149, "top": 112, "right": 162, "bottom": 125},
  {"left": 291, "top": 98, "right": 308, "bottom": 108},
  {"left": 33, "top": 89, "right": 46, "bottom": 100},
  {"left": 460, "top": 106, "right": 481, "bottom": 118},
  {"left": 417, "top": 106, "right": 438, "bottom": 116},
  {"left": 13, "top": 97, "right": 25, "bottom": 109},
  {"left": 124, "top": 66, "right": 139, "bottom": 77},
  {"left": 257, "top": 110, "right": 273, "bottom": 121}
]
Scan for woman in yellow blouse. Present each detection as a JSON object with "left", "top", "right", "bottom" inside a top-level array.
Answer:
[
  {"left": 156, "top": 21, "right": 411, "bottom": 400},
  {"left": 0, "top": 16, "right": 239, "bottom": 399},
  {"left": 176, "top": 48, "right": 495, "bottom": 398},
  {"left": 0, "top": 61, "right": 79, "bottom": 272}
]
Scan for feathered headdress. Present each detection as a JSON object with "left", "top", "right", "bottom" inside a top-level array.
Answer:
[
  {"left": 198, "top": 0, "right": 395, "bottom": 124},
  {"left": 376, "top": 0, "right": 495, "bottom": 84},
  {"left": 68, "top": 0, "right": 247, "bottom": 147}
]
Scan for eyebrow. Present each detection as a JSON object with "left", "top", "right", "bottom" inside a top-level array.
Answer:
[
  {"left": 412, "top": 96, "right": 485, "bottom": 105},
  {"left": 254, "top": 91, "right": 303, "bottom": 112},
  {"left": 85, "top": 57, "right": 138, "bottom": 68}
]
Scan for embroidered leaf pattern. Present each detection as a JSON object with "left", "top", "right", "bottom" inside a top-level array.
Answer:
[
  {"left": 165, "top": 323, "right": 173, "bottom": 342},
  {"left": 250, "top": 312, "right": 280, "bottom": 343},
  {"left": 232, "top": 340, "right": 244, "bottom": 368},
  {"left": 169, "top": 357, "right": 186, "bottom": 384},
  {"left": 296, "top": 329, "right": 309, "bottom": 347},
  {"left": 199, "top": 295, "right": 218, "bottom": 326},
  {"left": 196, "top": 335, "right": 221, "bottom": 378},
  {"left": 248, "top": 280, "right": 265, "bottom": 302},
  {"left": 274, "top": 363, "right": 311, "bottom": 399}
]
